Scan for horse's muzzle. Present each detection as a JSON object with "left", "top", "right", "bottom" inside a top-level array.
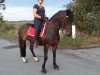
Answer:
[
  {"left": 63, "top": 30, "right": 72, "bottom": 37},
  {"left": 67, "top": 33, "right": 72, "bottom": 37}
]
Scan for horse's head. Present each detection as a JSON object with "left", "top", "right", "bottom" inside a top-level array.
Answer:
[
  {"left": 58, "top": 9, "right": 74, "bottom": 37},
  {"left": 50, "top": 9, "right": 74, "bottom": 37}
]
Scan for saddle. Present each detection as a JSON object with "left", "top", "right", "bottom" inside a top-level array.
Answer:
[{"left": 28, "top": 23, "right": 46, "bottom": 37}]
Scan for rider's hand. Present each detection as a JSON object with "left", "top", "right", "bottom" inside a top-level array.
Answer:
[
  {"left": 41, "top": 16, "right": 49, "bottom": 20},
  {"left": 41, "top": 16, "right": 45, "bottom": 20},
  {"left": 45, "top": 17, "right": 49, "bottom": 20}
]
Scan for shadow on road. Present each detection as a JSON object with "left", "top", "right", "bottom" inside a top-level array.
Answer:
[{"left": 3, "top": 44, "right": 19, "bottom": 49}]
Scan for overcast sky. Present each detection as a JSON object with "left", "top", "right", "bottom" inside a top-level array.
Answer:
[{"left": 2, "top": 0, "right": 72, "bottom": 21}]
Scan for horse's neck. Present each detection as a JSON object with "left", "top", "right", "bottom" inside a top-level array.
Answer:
[{"left": 46, "top": 21, "right": 60, "bottom": 35}]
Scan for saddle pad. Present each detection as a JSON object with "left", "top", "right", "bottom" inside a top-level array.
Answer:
[
  {"left": 28, "top": 27, "right": 35, "bottom": 36},
  {"left": 28, "top": 25, "right": 46, "bottom": 37}
]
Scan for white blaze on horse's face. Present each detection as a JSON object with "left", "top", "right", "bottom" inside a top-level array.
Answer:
[{"left": 66, "top": 16, "right": 68, "bottom": 18}]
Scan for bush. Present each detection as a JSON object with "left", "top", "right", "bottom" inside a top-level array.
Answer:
[
  {"left": 58, "top": 33, "right": 100, "bottom": 48},
  {"left": 0, "top": 23, "right": 18, "bottom": 38}
]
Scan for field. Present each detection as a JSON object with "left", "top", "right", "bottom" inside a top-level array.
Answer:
[{"left": 0, "top": 21, "right": 100, "bottom": 48}]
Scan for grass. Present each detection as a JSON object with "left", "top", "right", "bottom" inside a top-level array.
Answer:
[
  {"left": 58, "top": 33, "right": 100, "bottom": 48},
  {"left": 0, "top": 21, "right": 100, "bottom": 48},
  {"left": 0, "top": 22, "right": 19, "bottom": 39}
]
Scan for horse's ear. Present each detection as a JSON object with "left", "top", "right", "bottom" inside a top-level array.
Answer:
[
  {"left": 66, "top": 9, "right": 70, "bottom": 13},
  {"left": 66, "top": 9, "right": 71, "bottom": 16}
]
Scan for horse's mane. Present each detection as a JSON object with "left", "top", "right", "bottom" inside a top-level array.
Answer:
[
  {"left": 50, "top": 10, "right": 64, "bottom": 21},
  {"left": 50, "top": 9, "right": 74, "bottom": 23}
]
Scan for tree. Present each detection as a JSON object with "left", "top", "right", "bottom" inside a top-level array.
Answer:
[
  {"left": 0, "top": 0, "right": 5, "bottom": 3},
  {"left": 65, "top": 0, "right": 100, "bottom": 35},
  {"left": 0, "top": 0, "right": 6, "bottom": 25}
]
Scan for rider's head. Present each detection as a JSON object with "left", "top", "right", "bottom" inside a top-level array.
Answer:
[{"left": 38, "top": 0, "right": 44, "bottom": 4}]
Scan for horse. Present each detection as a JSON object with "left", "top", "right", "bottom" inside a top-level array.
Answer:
[{"left": 18, "top": 9, "right": 74, "bottom": 74}]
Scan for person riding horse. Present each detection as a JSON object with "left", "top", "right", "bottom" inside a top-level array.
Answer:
[
  {"left": 33, "top": 0, "right": 48, "bottom": 46},
  {"left": 18, "top": 0, "right": 74, "bottom": 73}
]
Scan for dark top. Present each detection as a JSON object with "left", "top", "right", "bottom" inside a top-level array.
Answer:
[{"left": 33, "top": 4, "right": 45, "bottom": 20}]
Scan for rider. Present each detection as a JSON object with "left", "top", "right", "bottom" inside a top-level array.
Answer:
[{"left": 33, "top": 0, "right": 48, "bottom": 46}]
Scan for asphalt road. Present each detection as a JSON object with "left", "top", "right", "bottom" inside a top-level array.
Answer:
[{"left": 0, "top": 38, "right": 100, "bottom": 75}]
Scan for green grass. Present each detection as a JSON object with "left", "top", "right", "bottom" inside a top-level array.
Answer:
[
  {"left": 0, "top": 22, "right": 19, "bottom": 39},
  {"left": 0, "top": 21, "right": 100, "bottom": 48},
  {"left": 58, "top": 33, "right": 100, "bottom": 48}
]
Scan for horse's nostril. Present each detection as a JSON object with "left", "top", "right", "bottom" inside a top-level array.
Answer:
[{"left": 67, "top": 34, "right": 71, "bottom": 37}]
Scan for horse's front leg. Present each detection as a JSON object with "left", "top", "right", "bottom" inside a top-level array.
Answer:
[
  {"left": 30, "top": 42, "right": 39, "bottom": 62},
  {"left": 52, "top": 44, "right": 59, "bottom": 70},
  {"left": 41, "top": 45, "right": 49, "bottom": 74}
]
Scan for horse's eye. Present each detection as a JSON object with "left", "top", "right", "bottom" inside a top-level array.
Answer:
[{"left": 66, "top": 16, "right": 68, "bottom": 18}]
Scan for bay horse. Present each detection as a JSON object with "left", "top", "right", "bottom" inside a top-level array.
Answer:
[{"left": 18, "top": 9, "right": 74, "bottom": 74}]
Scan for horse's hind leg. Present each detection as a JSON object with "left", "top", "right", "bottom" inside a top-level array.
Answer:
[
  {"left": 29, "top": 42, "right": 39, "bottom": 62},
  {"left": 19, "top": 38, "right": 27, "bottom": 63},
  {"left": 52, "top": 45, "right": 59, "bottom": 70}
]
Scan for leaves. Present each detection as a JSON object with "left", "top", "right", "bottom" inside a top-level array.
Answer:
[
  {"left": 65, "top": 0, "right": 100, "bottom": 36},
  {"left": 0, "top": 1, "right": 6, "bottom": 25}
]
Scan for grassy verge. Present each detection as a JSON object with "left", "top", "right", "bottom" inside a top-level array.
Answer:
[
  {"left": 0, "top": 21, "right": 100, "bottom": 48},
  {"left": 58, "top": 33, "right": 100, "bottom": 48},
  {"left": 0, "top": 23, "right": 19, "bottom": 40}
]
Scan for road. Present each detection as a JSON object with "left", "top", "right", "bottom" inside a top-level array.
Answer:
[{"left": 0, "top": 38, "right": 100, "bottom": 75}]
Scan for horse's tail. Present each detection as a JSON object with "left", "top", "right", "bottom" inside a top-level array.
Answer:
[{"left": 18, "top": 35, "right": 26, "bottom": 57}]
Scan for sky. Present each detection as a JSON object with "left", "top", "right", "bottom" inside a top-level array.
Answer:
[{"left": 1, "top": 0, "right": 72, "bottom": 21}]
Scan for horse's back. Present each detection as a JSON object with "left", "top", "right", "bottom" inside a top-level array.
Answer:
[
  {"left": 18, "top": 23, "right": 33, "bottom": 34},
  {"left": 18, "top": 23, "right": 34, "bottom": 41}
]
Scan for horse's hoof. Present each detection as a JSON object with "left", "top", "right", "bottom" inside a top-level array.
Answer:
[
  {"left": 33, "top": 57, "right": 39, "bottom": 62},
  {"left": 54, "top": 65, "right": 59, "bottom": 70},
  {"left": 22, "top": 60, "right": 27, "bottom": 63},
  {"left": 35, "top": 59, "right": 39, "bottom": 62},
  {"left": 41, "top": 68, "right": 47, "bottom": 74}
]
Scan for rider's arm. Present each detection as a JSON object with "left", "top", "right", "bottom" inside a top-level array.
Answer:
[{"left": 33, "top": 8, "right": 41, "bottom": 19}]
